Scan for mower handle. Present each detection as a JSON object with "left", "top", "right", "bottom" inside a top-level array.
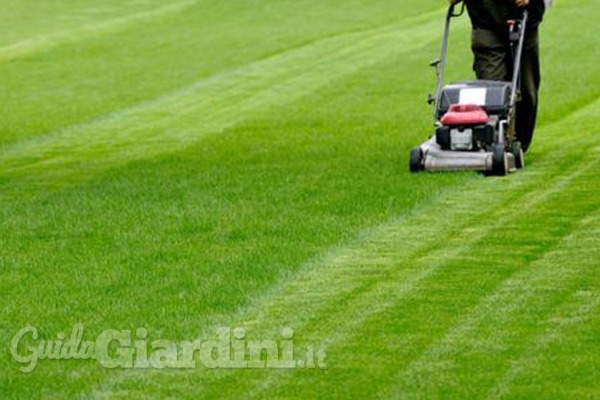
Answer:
[
  {"left": 430, "top": 3, "right": 527, "bottom": 123},
  {"left": 430, "top": 1, "right": 465, "bottom": 120},
  {"left": 509, "top": 10, "right": 528, "bottom": 109}
]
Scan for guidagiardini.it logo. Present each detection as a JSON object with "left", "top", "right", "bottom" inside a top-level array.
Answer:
[{"left": 10, "top": 324, "right": 327, "bottom": 373}]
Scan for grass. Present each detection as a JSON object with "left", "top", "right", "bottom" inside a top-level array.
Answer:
[{"left": 1, "top": 0, "right": 599, "bottom": 399}]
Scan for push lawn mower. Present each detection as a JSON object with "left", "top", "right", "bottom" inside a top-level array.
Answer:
[{"left": 410, "top": 2, "right": 528, "bottom": 175}]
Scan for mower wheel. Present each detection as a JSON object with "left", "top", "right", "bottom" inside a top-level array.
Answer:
[
  {"left": 491, "top": 145, "right": 508, "bottom": 176},
  {"left": 410, "top": 147, "right": 424, "bottom": 172},
  {"left": 511, "top": 141, "right": 525, "bottom": 169}
]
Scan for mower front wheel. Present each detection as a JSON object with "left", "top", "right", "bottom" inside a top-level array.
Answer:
[{"left": 410, "top": 147, "right": 424, "bottom": 172}]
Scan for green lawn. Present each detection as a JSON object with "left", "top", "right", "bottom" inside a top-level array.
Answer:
[{"left": 1, "top": 0, "right": 599, "bottom": 399}]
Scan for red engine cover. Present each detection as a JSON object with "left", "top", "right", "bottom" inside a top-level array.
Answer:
[{"left": 441, "top": 104, "right": 489, "bottom": 126}]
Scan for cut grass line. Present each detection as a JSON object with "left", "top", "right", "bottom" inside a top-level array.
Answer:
[
  {"left": 381, "top": 171, "right": 600, "bottom": 399},
  {"left": 483, "top": 211, "right": 600, "bottom": 400},
  {"left": 0, "top": 11, "right": 448, "bottom": 193},
  {"left": 0, "top": 0, "right": 197, "bottom": 63},
  {"left": 486, "top": 291, "right": 600, "bottom": 400}
]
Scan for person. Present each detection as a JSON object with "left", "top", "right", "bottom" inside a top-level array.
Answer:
[{"left": 449, "top": 0, "right": 548, "bottom": 152}]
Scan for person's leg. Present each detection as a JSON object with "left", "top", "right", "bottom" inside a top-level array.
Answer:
[
  {"left": 515, "top": 28, "right": 541, "bottom": 152},
  {"left": 471, "top": 28, "right": 511, "bottom": 81},
  {"left": 471, "top": 27, "right": 541, "bottom": 152}
]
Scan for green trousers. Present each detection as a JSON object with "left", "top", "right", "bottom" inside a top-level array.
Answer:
[{"left": 471, "top": 27, "right": 541, "bottom": 152}]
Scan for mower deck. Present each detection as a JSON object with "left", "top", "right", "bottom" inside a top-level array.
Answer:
[{"left": 412, "top": 138, "right": 516, "bottom": 173}]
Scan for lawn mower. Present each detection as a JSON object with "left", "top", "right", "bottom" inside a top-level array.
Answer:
[{"left": 410, "top": 2, "right": 528, "bottom": 175}]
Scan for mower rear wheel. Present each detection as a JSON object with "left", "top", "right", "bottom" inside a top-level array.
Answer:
[
  {"left": 491, "top": 145, "right": 508, "bottom": 176},
  {"left": 511, "top": 141, "right": 525, "bottom": 169},
  {"left": 410, "top": 147, "right": 424, "bottom": 172}
]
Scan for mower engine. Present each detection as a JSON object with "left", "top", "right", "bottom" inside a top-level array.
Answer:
[{"left": 435, "top": 80, "right": 511, "bottom": 152}]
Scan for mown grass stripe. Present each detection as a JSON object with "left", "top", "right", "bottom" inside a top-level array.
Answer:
[
  {"left": 0, "top": 0, "right": 197, "bottom": 62},
  {"left": 485, "top": 211, "right": 600, "bottom": 399},
  {"left": 382, "top": 194, "right": 599, "bottom": 399},
  {"left": 0, "top": 11, "right": 450, "bottom": 197},
  {"left": 486, "top": 290, "right": 600, "bottom": 400}
]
